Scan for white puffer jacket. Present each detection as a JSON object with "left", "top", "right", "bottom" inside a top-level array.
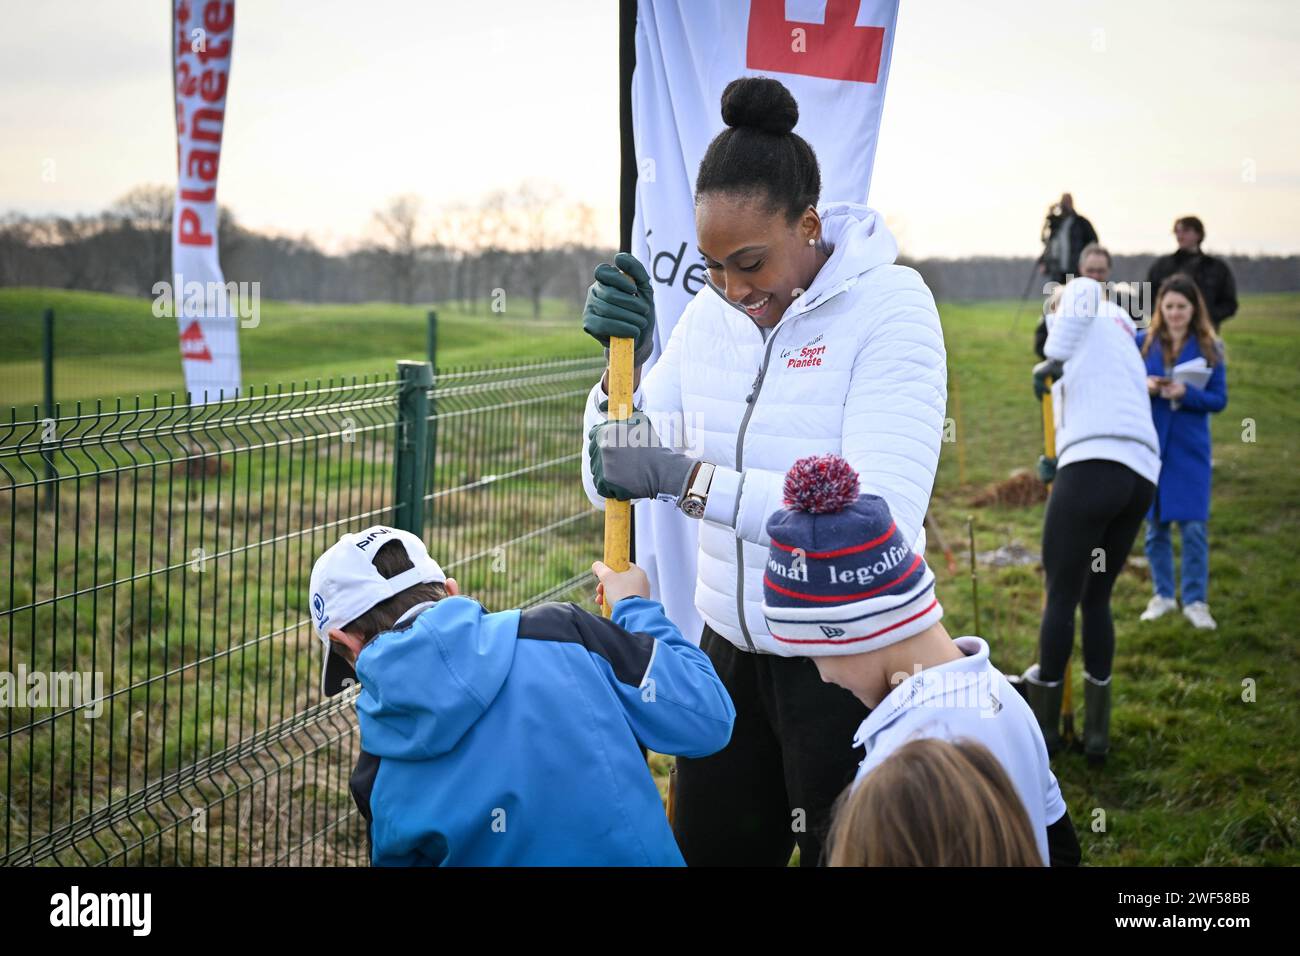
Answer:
[
  {"left": 582, "top": 203, "right": 947, "bottom": 655},
  {"left": 1044, "top": 277, "right": 1161, "bottom": 485}
]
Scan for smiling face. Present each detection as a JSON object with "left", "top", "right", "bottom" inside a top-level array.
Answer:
[
  {"left": 1159, "top": 290, "right": 1195, "bottom": 339},
  {"left": 695, "top": 192, "right": 824, "bottom": 327}
]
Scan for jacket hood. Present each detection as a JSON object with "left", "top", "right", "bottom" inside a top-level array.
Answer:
[
  {"left": 800, "top": 203, "right": 900, "bottom": 308},
  {"left": 354, "top": 595, "right": 519, "bottom": 760}
]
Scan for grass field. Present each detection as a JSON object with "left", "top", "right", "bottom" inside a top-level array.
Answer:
[
  {"left": 2, "top": 286, "right": 1297, "bottom": 865},
  {"left": 0, "top": 287, "right": 591, "bottom": 410},
  {"left": 928, "top": 292, "right": 1299, "bottom": 865}
]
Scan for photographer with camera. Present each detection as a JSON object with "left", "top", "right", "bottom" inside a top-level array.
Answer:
[{"left": 1037, "top": 193, "right": 1098, "bottom": 286}]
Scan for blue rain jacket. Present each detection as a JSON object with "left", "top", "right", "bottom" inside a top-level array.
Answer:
[{"left": 348, "top": 595, "right": 734, "bottom": 866}]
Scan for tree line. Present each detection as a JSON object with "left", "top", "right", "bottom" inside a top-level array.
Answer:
[
  {"left": 2, "top": 184, "right": 1296, "bottom": 307},
  {"left": 0, "top": 183, "right": 615, "bottom": 316}
]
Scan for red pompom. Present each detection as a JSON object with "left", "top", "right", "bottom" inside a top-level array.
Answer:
[{"left": 782, "top": 455, "right": 860, "bottom": 513}]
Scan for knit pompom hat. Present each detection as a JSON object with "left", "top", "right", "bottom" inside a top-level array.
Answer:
[{"left": 761, "top": 455, "right": 942, "bottom": 654}]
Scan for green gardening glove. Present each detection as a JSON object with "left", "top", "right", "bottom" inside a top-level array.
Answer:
[
  {"left": 1037, "top": 454, "right": 1057, "bottom": 484},
  {"left": 1032, "top": 358, "right": 1064, "bottom": 401},
  {"left": 583, "top": 252, "right": 656, "bottom": 367}
]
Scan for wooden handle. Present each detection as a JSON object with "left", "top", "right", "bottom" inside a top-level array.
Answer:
[
  {"left": 602, "top": 336, "right": 635, "bottom": 617},
  {"left": 1041, "top": 377, "right": 1056, "bottom": 459}
]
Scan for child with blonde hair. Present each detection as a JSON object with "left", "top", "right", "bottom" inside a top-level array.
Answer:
[{"left": 828, "top": 737, "right": 1043, "bottom": 867}]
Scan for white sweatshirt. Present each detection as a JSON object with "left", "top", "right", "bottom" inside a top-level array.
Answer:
[
  {"left": 1043, "top": 278, "right": 1161, "bottom": 485},
  {"left": 851, "top": 636, "right": 1068, "bottom": 866},
  {"left": 582, "top": 203, "right": 947, "bottom": 656}
]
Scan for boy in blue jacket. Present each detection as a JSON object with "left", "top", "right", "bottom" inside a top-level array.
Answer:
[{"left": 309, "top": 525, "right": 735, "bottom": 866}]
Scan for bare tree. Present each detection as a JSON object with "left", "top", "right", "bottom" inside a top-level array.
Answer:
[
  {"left": 372, "top": 194, "right": 423, "bottom": 304},
  {"left": 474, "top": 190, "right": 516, "bottom": 314},
  {"left": 563, "top": 202, "right": 604, "bottom": 309},
  {"left": 510, "top": 181, "right": 564, "bottom": 319},
  {"left": 108, "top": 184, "right": 172, "bottom": 229},
  {"left": 106, "top": 184, "right": 174, "bottom": 292},
  {"left": 0, "top": 214, "right": 35, "bottom": 286},
  {"left": 430, "top": 203, "right": 478, "bottom": 310}
]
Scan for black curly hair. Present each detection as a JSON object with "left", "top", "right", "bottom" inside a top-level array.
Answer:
[{"left": 695, "top": 76, "right": 822, "bottom": 223}]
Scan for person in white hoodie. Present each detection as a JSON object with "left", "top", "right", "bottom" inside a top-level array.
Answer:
[
  {"left": 580, "top": 77, "right": 947, "bottom": 866},
  {"left": 1026, "top": 277, "right": 1161, "bottom": 766}
]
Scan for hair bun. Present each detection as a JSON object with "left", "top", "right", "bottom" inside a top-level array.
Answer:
[{"left": 720, "top": 76, "right": 799, "bottom": 135}]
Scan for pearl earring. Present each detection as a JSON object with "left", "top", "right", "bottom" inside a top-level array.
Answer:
[{"left": 808, "top": 238, "right": 815, "bottom": 246}]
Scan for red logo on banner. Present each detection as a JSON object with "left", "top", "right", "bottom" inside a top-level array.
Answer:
[
  {"left": 180, "top": 320, "right": 213, "bottom": 362},
  {"left": 746, "top": 0, "right": 885, "bottom": 84}
]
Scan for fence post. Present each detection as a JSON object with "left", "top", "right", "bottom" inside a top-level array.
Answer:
[
  {"left": 425, "top": 310, "right": 438, "bottom": 508},
  {"left": 392, "top": 360, "right": 434, "bottom": 536},
  {"left": 426, "top": 309, "right": 438, "bottom": 371},
  {"left": 41, "top": 307, "right": 55, "bottom": 511}
]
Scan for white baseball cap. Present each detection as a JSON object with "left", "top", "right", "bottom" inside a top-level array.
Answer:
[{"left": 309, "top": 525, "right": 446, "bottom": 696}]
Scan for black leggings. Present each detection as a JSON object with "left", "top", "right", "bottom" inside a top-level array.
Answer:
[
  {"left": 672, "top": 626, "right": 869, "bottom": 867},
  {"left": 1038, "top": 459, "right": 1154, "bottom": 683}
]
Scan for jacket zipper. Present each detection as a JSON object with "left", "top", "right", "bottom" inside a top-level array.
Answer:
[
  {"left": 731, "top": 329, "right": 783, "bottom": 652},
  {"left": 730, "top": 290, "right": 848, "bottom": 652},
  {"left": 708, "top": 278, "right": 851, "bottom": 653}
]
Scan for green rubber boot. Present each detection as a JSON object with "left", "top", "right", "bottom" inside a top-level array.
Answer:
[
  {"left": 1023, "top": 664, "right": 1064, "bottom": 756},
  {"left": 1083, "top": 671, "right": 1112, "bottom": 767}
]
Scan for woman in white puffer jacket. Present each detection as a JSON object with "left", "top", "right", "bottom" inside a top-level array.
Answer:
[{"left": 580, "top": 77, "right": 947, "bottom": 866}]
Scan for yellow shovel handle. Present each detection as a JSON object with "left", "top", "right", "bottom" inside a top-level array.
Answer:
[
  {"left": 1041, "top": 376, "right": 1056, "bottom": 460},
  {"left": 601, "top": 336, "right": 635, "bottom": 617}
]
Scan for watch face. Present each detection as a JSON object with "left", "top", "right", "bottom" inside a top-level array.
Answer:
[{"left": 681, "top": 496, "right": 705, "bottom": 519}]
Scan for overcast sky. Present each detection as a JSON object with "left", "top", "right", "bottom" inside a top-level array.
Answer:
[{"left": 1, "top": 0, "right": 1297, "bottom": 258}]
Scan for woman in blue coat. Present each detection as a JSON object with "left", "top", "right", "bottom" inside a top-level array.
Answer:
[{"left": 1136, "top": 274, "right": 1227, "bottom": 630}]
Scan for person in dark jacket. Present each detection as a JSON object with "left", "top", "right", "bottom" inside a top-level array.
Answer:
[
  {"left": 1146, "top": 216, "right": 1238, "bottom": 331},
  {"left": 1135, "top": 275, "right": 1228, "bottom": 631},
  {"left": 1037, "top": 193, "right": 1098, "bottom": 286},
  {"left": 309, "top": 525, "right": 735, "bottom": 866}
]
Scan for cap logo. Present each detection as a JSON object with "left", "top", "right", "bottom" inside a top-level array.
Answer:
[
  {"left": 820, "top": 625, "right": 846, "bottom": 638},
  {"left": 312, "top": 593, "right": 327, "bottom": 627},
  {"left": 355, "top": 528, "right": 393, "bottom": 551}
]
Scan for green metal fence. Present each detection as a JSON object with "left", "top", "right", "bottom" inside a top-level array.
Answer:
[{"left": 0, "top": 353, "right": 606, "bottom": 865}]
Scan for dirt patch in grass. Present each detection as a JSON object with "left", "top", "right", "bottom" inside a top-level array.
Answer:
[{"left": 971, "top": 469, "right": 1048, "bottom": 509}]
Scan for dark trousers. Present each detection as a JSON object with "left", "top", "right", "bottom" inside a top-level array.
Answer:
[
  {"left": 1038, "top": 459, "right": 1155, "bottom": 683},
  {"left": 672, "top": 625, "right": 869, "bottom": 866}
]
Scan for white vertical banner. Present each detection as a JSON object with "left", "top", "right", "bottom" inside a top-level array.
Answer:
[
  {"left": 629, "top": 0, "right": 897, "bottom": 644},
  {"left": 172, "top": 0, "right": 240, "bottom": 404}
]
